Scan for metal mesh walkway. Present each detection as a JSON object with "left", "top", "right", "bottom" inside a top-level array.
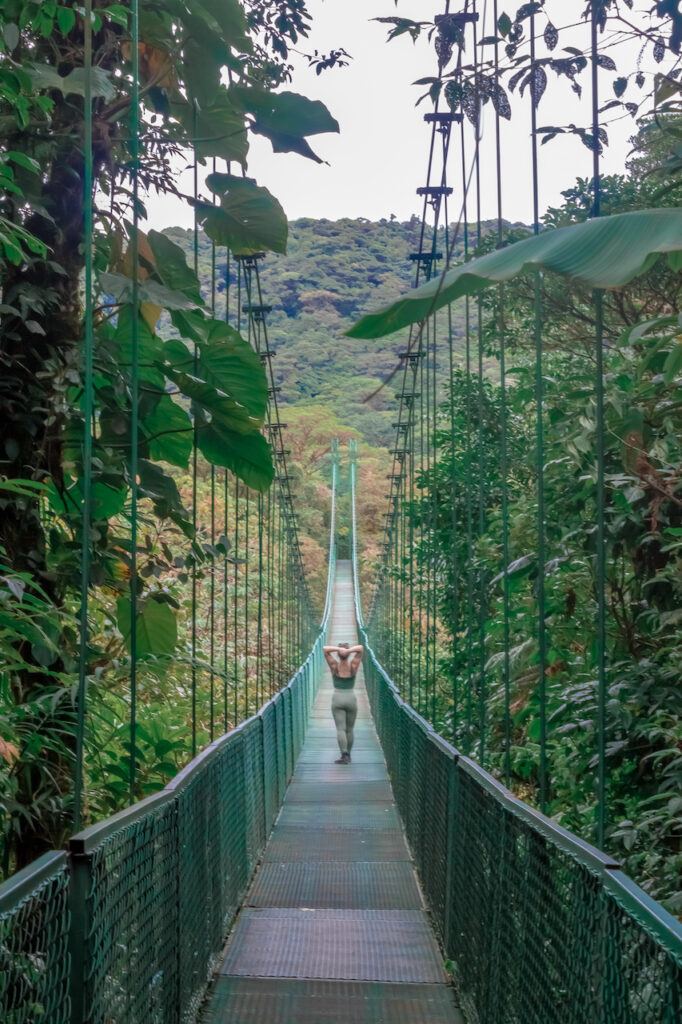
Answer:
[{"left": 203, "top": 561, "right": 463, "bottom": 1022}]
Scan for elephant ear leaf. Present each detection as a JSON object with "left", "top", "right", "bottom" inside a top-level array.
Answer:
[
  {"left": 347, "top": 209, "right": 682, "bottom": 339},
  {"left": 197, "top": 423, "right": 275, "bottom": 492},
  {"left": 196, "top": 175, "right": 288, "bottom": 255},
  {"left": 117, "top": 596, "right": 177, "bottom": 657},
  {"left": 231, "top": 86, "right": 339, "bottom": 163}
]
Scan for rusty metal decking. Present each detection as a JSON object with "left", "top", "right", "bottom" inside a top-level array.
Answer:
[{"left": 203, "top": 562, "right": 464, "bottom": 1022}]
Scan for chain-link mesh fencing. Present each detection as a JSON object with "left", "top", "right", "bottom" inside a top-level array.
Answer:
[
  {"left": 360, "top": 635, "right": 682, "bottom": 1024},
  {"left": 0, "top": 852, "right": 71, "bottom": 1024}
]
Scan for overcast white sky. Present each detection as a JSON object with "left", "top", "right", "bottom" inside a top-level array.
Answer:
[{"left": 146, "top": 1, "right": 662, "bottom": 229}]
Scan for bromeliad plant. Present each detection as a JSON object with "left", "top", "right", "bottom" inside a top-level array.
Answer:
[{"left": 0, "top": 1, "right": 338, "bottom": 866}]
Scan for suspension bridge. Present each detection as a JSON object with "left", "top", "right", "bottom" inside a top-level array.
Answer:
[
  {"left": 1, "top": 1, "right": 682, "bottom": 1022},
  {"left": 1, "top": 455, "right": 681, "bottom": 1022}
]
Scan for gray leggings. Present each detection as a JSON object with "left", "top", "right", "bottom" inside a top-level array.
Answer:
[{"left": 332, "top": 689, "right": 357, "bottom": 754}]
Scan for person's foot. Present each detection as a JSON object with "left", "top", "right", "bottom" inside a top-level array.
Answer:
[{"left": 335, "top": 752, "right": 351, "bottom": 765}]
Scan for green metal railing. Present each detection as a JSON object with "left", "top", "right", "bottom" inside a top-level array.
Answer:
[
  {"left": 351, "top": 455, "right": 682, "bottom": 1024},
  {"left": 0, "top": 465, "right": 336, "bottom": 1024}
]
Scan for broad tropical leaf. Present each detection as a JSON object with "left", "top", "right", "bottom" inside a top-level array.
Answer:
[
  {"left": 147, "top": 231, "right": 203, "bottom": 305},
  {"left": 176, "top": 90, "right": 248, "bottom": 164},
  {"left": 170, "top": 313, "right": 268, "bottom": 421},
  {"left": 143, "top": 395, "right": 193, "bottom": 468},
  {"left": 197, "top": 423, "right": 275, "bottom": 492},
  {"left": 198, "top": 175, "right": 287, "bottom": 254},
  {"left": 347, "top": 209, "right": 682, "bottom": 339},
  {"left": 117, "top": 596, "right": 177, "bottom": 657},
  {"left": 231, "top": 86, "right": 339, "bottom": 162}
]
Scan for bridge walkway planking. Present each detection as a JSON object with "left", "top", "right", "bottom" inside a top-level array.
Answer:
[{"left": 203, "top": 561, "right": 464, "bottom": 1023}]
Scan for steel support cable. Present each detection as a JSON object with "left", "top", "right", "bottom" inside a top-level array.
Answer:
[
  {"left": 493, "top": 0, "right": 513, "bottom": 786},
  {"left": 591, "top": 2, "right": 608, "bottom": 848},
  {"left": 369, "top": 9, "right": 456, "bottom": 631},
  {"left": 461, "top": 113, "right": 475, "bottom": 753},
  {"left": 473, "top": 0, "right": 488, "bottom": 765},
  {"left": 223, "top": 468, "right": 229, "bottom": 732},
  {"left": 128, "top": 0, "right": 141, "bottom": 801},
  {"left": 74, "top": 0, "right": 95, "bottom": 830},
  {"left": 373, "top": 1, "right": 467, "bottom": 695},
  {"left": 209, "top": 165, "right": 217, "bottom": 742},
  {"left": 191, "top": 103, "right": 200, "bottom": 758},
  {"left": 530, "top": 10, "right": 549, "bottom": 813}
]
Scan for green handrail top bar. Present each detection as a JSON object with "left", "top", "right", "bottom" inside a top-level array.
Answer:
[
  {"left": 165, "top": 716, "right": 257, "bottom": 795},
  {"left": 604, "top": 869, "right": 682, "bottom": 960},
  {"left": 456, "top": 754, "right": 621, "bottom": 874},
  {"left": 69, "top": 789, "right": 174, "bottom": 855},
  {"left": 0, "top": 849, "right": 67, "bottom": 913}
]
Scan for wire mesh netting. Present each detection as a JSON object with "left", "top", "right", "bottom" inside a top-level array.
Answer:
[
  {"left": 0, "top": 853, "right": 71, "bottom": 1024},
  {"left": 361, "top": 643, "right": 682, "bottom": 1024},
  {"left": 351, "top": 447, "right": 682, "bottom": 1024},
  {"left": 78, "top": 796, "right": 179, "bottom": 1024}
]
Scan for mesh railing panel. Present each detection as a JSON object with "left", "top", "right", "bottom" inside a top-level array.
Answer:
[
  {"left": 360, "top": 632, "right": 682, "bottom": 1024},
  {"left": 261, "top": 701, "right": 278, "bottom": 834},
  {"left": 282, "top": 686, "right": 294, "bottom": 781},
  {"left": 0, "top": 853, "right": 71, "bottom": 1024},
  {"left": 274, "top": 694, "right": 287, "bottom": 800},
  {"left": 242, "top": 718, "right": 266, "bottom": 865},
  {"left": 78, "top": 797, "right": 179, "bottom": 1024}
]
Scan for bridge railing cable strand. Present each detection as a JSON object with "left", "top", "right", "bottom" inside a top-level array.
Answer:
[
  {"left": 350, "top": 449, "right": 681, "bottom": 1024},
  {"left": 0, "top": 456, "right": 338, "bottom": 1024}
]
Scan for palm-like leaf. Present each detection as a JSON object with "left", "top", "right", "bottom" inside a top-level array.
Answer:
[{"left": 347, "top": 209, "right": 682, "bottom": 339}]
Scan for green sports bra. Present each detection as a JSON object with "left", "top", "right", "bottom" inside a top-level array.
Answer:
[{"left": 332, "top": 674, "right": 357, "bottom": 690}]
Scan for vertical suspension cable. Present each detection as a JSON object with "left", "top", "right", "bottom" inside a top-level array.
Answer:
[
  {"left": 530, "top": 11, "right": 548, "bottom": 812},
  {"left": 223, "top": 469, "right": 229, "bottom": 732},
  {"left": 128, "top": 0, "right": 141, "bottom": 800},
  {"left": 460, "top": 113, "right": 475, "bottom": 753},
  {"left": 591, "top": 2, "right": 608, "bottom": 848},
  {"left": 494, "top": 0, "right": 512, "bottom": 785},
  {"left": 209, "top": 169, "right": 217, "bottom": 742},
  {"left": 190, "top": 102, "right": 199, "bottom": 757},
  {"left": 74, "top": 0, "right": 94, "bottom": 831},
  {"left": 473, "top": 1, "right": 488, "bottom": 764}
]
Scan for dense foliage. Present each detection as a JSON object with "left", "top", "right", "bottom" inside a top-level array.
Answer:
[
  {"left": 0, "top": 0, "right": 338, "bottom": 872},
  {"left": 387, "top": 152, "right": 682, "bottom": 915}
]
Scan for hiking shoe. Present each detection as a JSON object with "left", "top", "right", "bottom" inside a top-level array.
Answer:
[{"left": 335, "top": 752, "right": 351, "bottom": 765}]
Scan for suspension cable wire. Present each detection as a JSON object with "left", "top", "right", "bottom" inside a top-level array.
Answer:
[
  {"left": 74, "top": 0, "right": 95, "bottom": 831},
  {"left": 223, "top": 241, "right": 231, "bottom": 731},
  {"left": 223, "top": 467, "right": 229, "bottom": 733},
  {"left": 461, "top": 111, "right": 475, "bottom": 754},
  {"left": 530, "top": 10, "right": 549, "bottom": 813},
  {"left": 493, "top": 0, "right": 513, "bottom": 786},
  {"left": 209, "top": 160, "right": 217, "bottom": 742},
  {"left": 591, "top": 1, "right": 608, "bottom": 849},
  {"left": 191, "top": 102, "right": 200, "bottom": 758},
  {"left": 128, "top": 0, "right": 141, "bottom": 803},
  {"left": 472, "top": 0, "right": 489, "bottom": 766}
]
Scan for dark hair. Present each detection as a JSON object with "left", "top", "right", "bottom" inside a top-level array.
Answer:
[{"left": 338, "top": 642, "right": 350, "bottom": 649}]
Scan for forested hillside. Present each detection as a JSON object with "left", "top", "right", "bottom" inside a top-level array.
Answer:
[{"left": 165, "top": 216, "right": 509, "bottom": 448}]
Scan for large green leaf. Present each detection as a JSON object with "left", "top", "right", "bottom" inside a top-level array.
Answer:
[
  {"left": 143, "top": 395, "right": 193, "bottom": 468},
  {"left": 197, "top": 423, "right": 274, "bottom": 491},
  {"left": 117, "top": 596, "right": 177, "bottom": 657},
  {"left": 347, "top": 209, "right": 682, "bottom": 339},
  {"left": 197, "top": 175, "right": 287, "bottom": 254},
  {"left": 99, "top": 271, "right": 200, "bottom": 312},
  {"left": 231, "top": 86, "right": 339, "bottom": 163},
  {"left": 175, "top": 90, "right": 248, "bottom": 164},
  {"left": 171, "top": 311, "right": 267, "bottom": 420},
  {"left": 114, "top": 307, "right": 165, "bottom": 387},
  {"left": 193, "top": 0, "right": 249, "bottom": 45},
  {"left": 165, "top": 367, "right": 257, "bottom": 434},
  {"left": 147, "top": 231, "right": 203, "bottom": 305}
]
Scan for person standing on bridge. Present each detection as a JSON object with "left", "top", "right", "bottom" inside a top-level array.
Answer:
[{"left": 323, "top": 642, "right": 364, "bottom": 765}]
